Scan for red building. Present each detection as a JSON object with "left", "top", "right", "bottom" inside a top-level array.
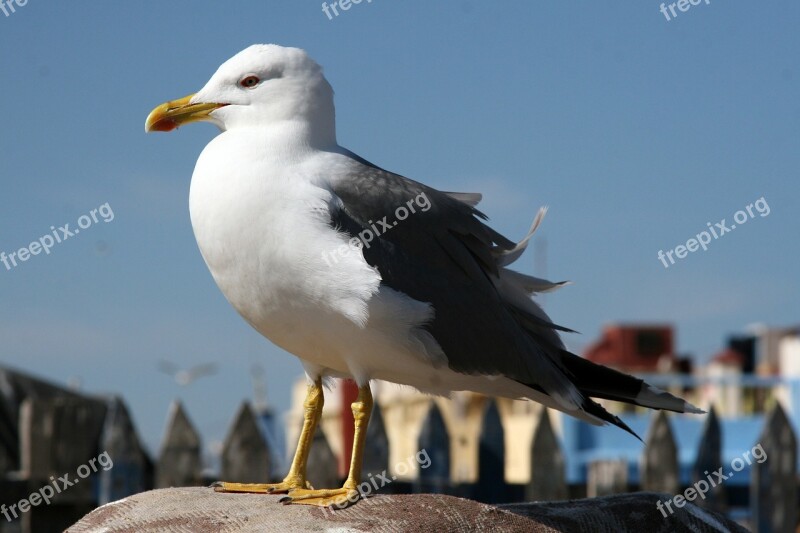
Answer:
[{"left": 583, "top": 324, "right": 676, "bottom": 373}]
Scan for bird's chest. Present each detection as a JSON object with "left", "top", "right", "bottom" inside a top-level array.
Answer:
[
  {"left": 187, "top": 144, "right": 381, "bottom": 355},
  {"left": 190, "top": 168, "right": 318, "bottom": 315}
]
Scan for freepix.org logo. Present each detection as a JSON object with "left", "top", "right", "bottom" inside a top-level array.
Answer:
[
  {"left": 0, "top": 0, "right": 29, "bottom": 18},
  {"left": 322, "top": 192, "right": 431, "bottom": 267},
  {"left": 1, "top": 203, "right": 115, "bottom": 272},
  {"left": 657, "top": 197, "right": 770, "bottom": 269},
  {"left": 2, "top": 451, "right": 114, "bottom": 523},
  {"left": 659, "top": 0, "right": 711, "bottom": 22}
]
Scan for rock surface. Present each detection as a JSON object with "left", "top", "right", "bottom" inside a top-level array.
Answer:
[{"left": 67, "top": 487, "right": 748, "bottom": 532}]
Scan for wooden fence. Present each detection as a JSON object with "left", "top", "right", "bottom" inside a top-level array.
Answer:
[
  {"left": 1, "top": 365, "right": 798, "bottom": 532},
  {"left": 0, "top": 368, "right": 151, "bottom": 533}
]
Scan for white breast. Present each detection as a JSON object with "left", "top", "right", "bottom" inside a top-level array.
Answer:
[{"left": 187, "top": 131, "right": 441, "bottom": 381}]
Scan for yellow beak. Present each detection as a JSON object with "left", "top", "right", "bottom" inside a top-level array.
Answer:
[{"left": 145, "top": 93, "right": 227, "bottom": 132}]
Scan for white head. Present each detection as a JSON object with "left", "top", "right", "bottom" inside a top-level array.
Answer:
[{"left": 146, "top": 44, "right": 336, "bottom": 146}]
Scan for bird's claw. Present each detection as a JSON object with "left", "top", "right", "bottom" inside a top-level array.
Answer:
[
  {"left": 212, "top": 480, "right": 305, "bottom": 494},
  {"left": 279, "top": 486, "right": 361, "bottom": 509}
]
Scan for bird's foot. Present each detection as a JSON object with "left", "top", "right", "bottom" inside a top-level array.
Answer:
[
  {"left": 279, "top": 485, "right": 361, "bottom": 509},
  {"left": 211, "top": 479, "right": 312, "bottom": 494}
]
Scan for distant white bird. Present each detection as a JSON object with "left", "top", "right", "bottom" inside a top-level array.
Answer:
[
  {"left": 158, "top": 360, "right": 218, "bottom": 387},
  {"left": 146, "top": 44, "right": 702, "bottom": 509}
]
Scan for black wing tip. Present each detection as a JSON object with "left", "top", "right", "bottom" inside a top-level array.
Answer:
[{"left": 582, "top": 397, "right": 642, "bottom": 441}]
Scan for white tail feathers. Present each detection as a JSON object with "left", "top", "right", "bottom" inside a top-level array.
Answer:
[{"left": 495, "top": 206, "right": 547, "bottom": 267}]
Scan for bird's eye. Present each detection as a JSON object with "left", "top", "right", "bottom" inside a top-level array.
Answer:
[{"left": 239, "top": 75, "right": 261, "bottom": 89}]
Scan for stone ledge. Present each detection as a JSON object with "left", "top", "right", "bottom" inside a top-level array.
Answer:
[{"left": 67, "top": 487, "right": 747, "bottom": 533}]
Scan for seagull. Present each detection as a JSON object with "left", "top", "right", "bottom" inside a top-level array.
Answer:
[
  {"left": 157, "top": 360, "right": 218, "bottom": 387},
  {"left": 145, "top": 44, "right": 702, "bottom": 508}
]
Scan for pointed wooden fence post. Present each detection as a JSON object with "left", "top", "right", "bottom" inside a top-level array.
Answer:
[
  {"left": 640, "top": 411, "right": 679, "bottom": 495},
  {"left": 20, "top": 396, "right": 106, "bottom": 504},
  {"left": 475, "top": 399, "right": 507, "bottom": 504},
  {"left": 253, "top": 404, "right": 285, "bottom": 481},
  {"left": 362, "top": 403, "right": 389, "bottom": 487},
  {"left": 98, "top": 396, "right": 150, "bottom": 504},
  {"left": 221, "top": 402, "right": 271, "bottom": 484},
  {"left": 306, "top": 428, "right": 339, "bottom": 490},
  {"left": 415, "top": 402, "right": 450, "bottom": 494},
  {"left": 752, "top": 402, "right": 797, "bottom": 533},
  {"left": 693, "top": 406, "right": 725, "bottom": 512},
  {"left": 156, "top": 401, "right": 202, "bottom": 488},
  {"left": 526, "top": 408, "right": 567, "bottom": 501},
  {"left": 587, "top": 459, "right": 628, "bottom": 498}
]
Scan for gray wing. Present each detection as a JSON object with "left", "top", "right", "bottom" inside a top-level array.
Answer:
[
  {"left": 326, "top": 153, "right": 703, "bottom": 437},
  {"left": 327, "top": 152, "right": 584, "bottom": 409}
]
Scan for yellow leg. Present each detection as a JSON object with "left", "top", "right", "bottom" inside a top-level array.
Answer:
[
  {"left": 213, "top": 378, "right": 323, "bottom": 494},
  {"left": 280, "top": 384, "right": 373, "bottom": 509}
]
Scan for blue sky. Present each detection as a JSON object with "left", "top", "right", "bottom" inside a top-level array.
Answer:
[{"left": 1, "top": 1, "right": 797, "bottom": 456}]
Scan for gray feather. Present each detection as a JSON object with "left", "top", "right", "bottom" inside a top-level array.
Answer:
[{"left": 327, "top": 153, "right": 584, "bottom": 410}]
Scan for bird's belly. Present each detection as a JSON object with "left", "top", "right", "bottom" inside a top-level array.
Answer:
[
  {"left": 187, "top": 143, "right": 395, "bottom": 375},
  {"left": 189, "top": 188, "right": 471, "bottom": 390},
  {"left": 190, "top": 191, "right": 441, "bottom": 381}
]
